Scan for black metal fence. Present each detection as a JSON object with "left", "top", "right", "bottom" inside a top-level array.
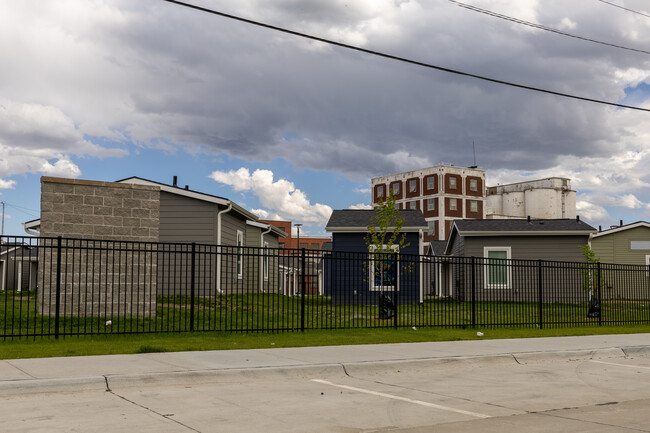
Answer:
[{"left": 1, "top": 235, "right": 649, "bottom": 339}]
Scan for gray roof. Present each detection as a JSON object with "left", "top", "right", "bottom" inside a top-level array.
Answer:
[
  {"left": 326, "top": 209, "right": 427, "bottom": 232},
  {"left": 590, "top": 221, "right": 650, "bottom": 239},
  {"left": 452, "top": 218, "right": 597, "bottom": 235},
  {"left": 428, "top": 240, "right": 448, "bottom": 256}
]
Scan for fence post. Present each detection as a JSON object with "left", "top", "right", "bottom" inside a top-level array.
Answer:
[
  {"left": 300, "top": 248, "right": 306, "bottom": 332},
  {"left": 55, "top": 236, "right": 62, "bottom": 340},
  {"left": 597, "top": 262, "right": 602, "bottom": 326},
  {"left": 471, "top": 256, "right": 476, "bottom": 328},
  {"left": 538, "top": 259, "right": 543, "bottom": 329},
  {"left": 394, "top": 252, "right": 400, "bottom": 329},
  {"left": 190, "top": 242, "right": 196, "bottom": 332}
]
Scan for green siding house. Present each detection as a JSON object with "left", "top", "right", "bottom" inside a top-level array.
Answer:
[{"left": 590, "top": 221, "right": 650, "bottom": 266}]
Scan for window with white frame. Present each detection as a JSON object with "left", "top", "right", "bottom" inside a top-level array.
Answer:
[
  {"left": 469, "top": 200, "right": 478, "bottom": 213},
  {"left": 449, "top": 198, "right": 458, "bottom": 211},
  {"left": 449, "top": 176, "right": 457, "bottom": 189},
  {"left": 408, "top": 200, "right": 417, "bottom": 210},
  {"left": 426, "top": 198, "right": 435, "bottom": 211},
  {"left": 631, "top": 241, "right": 650, "bottom": 250},
  {"left": 392, "top": 182, "right": 400, "bottom": 196},
  {"left": 484, "top": 247, "right": 511, "bottom": 289},
  {"left": 376, "top": 184, "right": 385, "bottom": 199},
  {"left": 236, "top": 230, "right": 244, "bottom": 279},
  {"left": 369, "top": 245, "right": 399, "bottom": 291},
  {"left": 469, "top": 178, "right": 478, "bottom": 192},
  {"left": 427, "top": 221, "right": 436, "bottom": 236},
  {"left": 426, "top": 176, "right": 435, "bottom": 190},
  {"left": 408, "top": 179, "right": 417, "bottom": 193}
]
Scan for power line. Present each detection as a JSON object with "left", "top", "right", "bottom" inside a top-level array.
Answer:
[
  {"left": 448, "top": 0, "right": 650, "bottom": 55},
  {"left": 5, "top": 203, "right": 39, "bottom": 218},
  {"left": 161, "top": 0, "right": 650, "bottom": 113},
  {"left": 598, "top": 0, "right": 650, "bottom": 19}
]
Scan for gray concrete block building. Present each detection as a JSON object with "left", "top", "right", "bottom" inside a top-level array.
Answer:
[{"left": 35, "top": 176, "right": 286, "bottom": 317}]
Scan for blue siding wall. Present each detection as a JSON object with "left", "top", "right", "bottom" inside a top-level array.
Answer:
[{"left": 325, "top": 232, "right": 421, "bottom": 305}]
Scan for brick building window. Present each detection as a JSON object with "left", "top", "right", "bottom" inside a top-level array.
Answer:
[
  {"left": 449, "top": 177, "right": 457, "bottom": 189},
  {"left": 426, "top": 198, "right": 435, "bottom": 211},
  {"left": 407, "top": 201, "right": 418, "bottom": 209},
  {"left": 469, "top": 200, "right": 478, "bottom": 213},
  {"left": 392, "top": 182, "right": 400, "bottom": 196},
  {"left": 449, "top": 198, "right": 458, "bottom": 211},
  {"left": 427, "top": 176, "right": 435, "bottom": 190},
  {"left": 470, "top": 179, "right": 478, "bottom": 192},
  {"left": 427, "top": 221, "right": 436, "bottom": 236},
  {"left": 408, "top": 179, "right": 417, "bottom": 193},
  {"left": 376, "top": 184, "right": 385, "bottom": 200}
]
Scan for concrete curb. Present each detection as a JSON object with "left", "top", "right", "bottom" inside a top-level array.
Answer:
[
  {"left": 2, "top": 345, "right": 646, "bottom": 395},
  {"left": 0, "top": 376, "right": 107, "bottom": 395}
]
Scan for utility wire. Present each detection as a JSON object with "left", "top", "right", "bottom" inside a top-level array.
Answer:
[
  {"left": 598, "top": 0, "right": 650, "bottom": 19},
  {"left": 161, "top": 0, "right": 650, "bottom": 113},
  {"left": 448, "top": 0, "right": 650, "bottom": 55},
  {"left": 5, "top": 203, "right": 39, "bottom": 218}
]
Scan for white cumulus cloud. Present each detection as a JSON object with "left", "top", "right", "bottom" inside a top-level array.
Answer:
[{"left": 209, "top": 168, "right": 333, "bottom": 226}]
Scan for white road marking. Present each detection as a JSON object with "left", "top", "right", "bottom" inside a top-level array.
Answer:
[
  {"left": 590, "top": 360, "right": 650, "bottom": 370},
  {"left": 311, "top": 379, "right": 491, "bottom": 419}
]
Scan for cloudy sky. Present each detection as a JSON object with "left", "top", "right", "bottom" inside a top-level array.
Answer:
[{"left": 1, "top": 0, "right": 649, "bottom": 236}]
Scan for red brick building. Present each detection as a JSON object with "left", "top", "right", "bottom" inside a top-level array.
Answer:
[
  {"left": 371, "top": 165, "right": 486, "bottom": 242},
  {"left": 260, "top": 220, "right": 331, "bottom": 251}
]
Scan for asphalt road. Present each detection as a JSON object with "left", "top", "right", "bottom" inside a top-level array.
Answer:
[{"left": 2, "top": 335, "right": 650, "bottom": 432}]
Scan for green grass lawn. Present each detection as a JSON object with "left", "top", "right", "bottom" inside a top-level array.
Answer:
[
  {"left": 2, "top": 324, "right": 650, "bottom": 360},
  {"left": 2, "top": 291, "right": 650, "bottom": 360}
]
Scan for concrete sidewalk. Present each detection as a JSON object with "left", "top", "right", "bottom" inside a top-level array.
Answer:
[{"left": 1, "top": 333, "right": 649, "bottom": 395}]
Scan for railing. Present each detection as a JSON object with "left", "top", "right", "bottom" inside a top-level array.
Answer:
[{"left": 1, "top": 236, "right": 649, "bottom": 339}]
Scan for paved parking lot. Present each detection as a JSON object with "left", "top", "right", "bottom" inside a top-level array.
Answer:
[{"left": 2, "top": 336, "right": 650, "bottom": 432}]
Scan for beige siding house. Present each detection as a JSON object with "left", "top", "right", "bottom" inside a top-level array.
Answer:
[{"left": 590, "top": 221, "right": 650, "bottom": 266}]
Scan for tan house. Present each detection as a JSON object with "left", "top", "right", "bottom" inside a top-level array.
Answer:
[{"left": 590, "top": 221, "right": 650, "bottom": 267}]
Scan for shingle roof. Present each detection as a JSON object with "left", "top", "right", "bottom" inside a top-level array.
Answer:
[
  {"left": 326, "top": 209, "right": 427, "bottom": 232},
  {"left": 428, "top": 240, "right": 448, "bottom": 256},
  {"left": 453, "top": 218, "right": 597, "bottom": 234},
  {"left": 590, "top": 221, "right": 650, "bottom": 239}
]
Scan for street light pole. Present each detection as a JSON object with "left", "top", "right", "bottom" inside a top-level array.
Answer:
[
  {"left": 295, "top": 223, "right": 303, "bottom": 295},
  {"left": 295, "top": 223, "right": 302, "bottom": 250}
]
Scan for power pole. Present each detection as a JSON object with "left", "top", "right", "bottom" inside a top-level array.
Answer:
[{"left": 1, "top": 201, "right": 5, "bottom": 240}]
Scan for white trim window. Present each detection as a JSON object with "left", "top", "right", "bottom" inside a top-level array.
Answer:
[
  {"left": 631, "top": 241, "right": 650, "bottom": 250},
  {"left": 427, "top": 221, "right": 436, "bottom": 237},
  {"left": 469, "top": 178, "right": 478, "bottom": 192},
  {"left": 369, "top": 245, "right": 399, "bottom": 291},
  {"left": 484, "top": 247, "right": 511, "bottom": 289},
  {"left": 426, "top": 176, "right": 435, "bottom": 190},
  {"left": 408, "top": 200, "right": 417, "bottom": 210},
  {"left": 426, "top": 198, "right": 435, "bottom": 211},
  {"left": 376, "top": 184, "right": 385, "bottom": 200},
  {"left": 392, "top": 182, "right": 400, "bottom": 196},
  {"left": 449, "top": 198, "right": 458, "bottom": 211},
  {"left": 449, "top": 176, "right": 457, "bottom": 189},
  {"left": 408, "top": 179, "right": 417, "bottom": 193},
  {"left": 236, "top": 230, "right": 244, "bottom": 279},
  {"left": 469, "top": 199, "right": 478, "bottom": 213}
]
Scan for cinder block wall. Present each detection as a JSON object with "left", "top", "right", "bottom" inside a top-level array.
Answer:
[{"left": 38, "top": 177, "right": 161, "bottom": 318}]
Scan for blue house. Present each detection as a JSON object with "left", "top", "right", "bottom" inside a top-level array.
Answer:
[{"left": 324, "top": 209, "right": 427, "bottom": 305}]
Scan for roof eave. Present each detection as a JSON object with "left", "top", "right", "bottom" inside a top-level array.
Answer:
[
  {"left": 118, "top": 177, "right": 259, "bottom": 221},
  {"left": 457, "top": 230, "right": 596, "bottom": 236},
  {"left": 326, "top": 226, "right": 426, "bottom": 233}
]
